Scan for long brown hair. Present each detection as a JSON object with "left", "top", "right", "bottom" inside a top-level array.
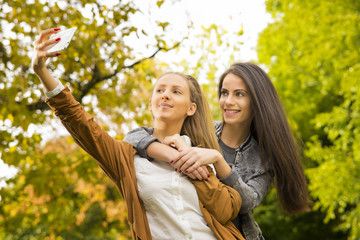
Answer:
[
  {"left": 162, "top": 72, "right": 220, "bottom": 152},
  {"left": 218, "top": 62, "right": 311, "bottom": 214}
]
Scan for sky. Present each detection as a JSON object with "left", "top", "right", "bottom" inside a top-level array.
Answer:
[{"left": 0, "top": 0, "right": 272, "bottom": 187}]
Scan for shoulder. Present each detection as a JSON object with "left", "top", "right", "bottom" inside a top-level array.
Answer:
[{"left": 238, "top": 137, "right": 272, "bottom": 177}]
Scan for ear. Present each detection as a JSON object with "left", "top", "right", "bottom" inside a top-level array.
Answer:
[
  {"left": 149, "top": 98, "right": 152, "bottom": 113},
  {"left": 186, "top": 103, "right": 197, "bottom": 116}
]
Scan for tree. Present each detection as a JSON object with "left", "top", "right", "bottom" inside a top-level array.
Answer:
[
  {"left": 0, "top": 0, "right": 182, "bottom": 238},
  {"left": 257, "top": 0, "right": 360, "bottom": 239}
]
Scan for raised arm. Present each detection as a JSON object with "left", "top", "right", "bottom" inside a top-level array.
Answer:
[{"left": 31, "top": 28, "right": 135, "bottom": 184}]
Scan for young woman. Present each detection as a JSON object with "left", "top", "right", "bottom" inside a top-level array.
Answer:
[
  {"left": 124, "top": 62, "right": 312, "bottom": 240},
  {"left": 31, "top": 28, "right": 245, "bottom": 240}
]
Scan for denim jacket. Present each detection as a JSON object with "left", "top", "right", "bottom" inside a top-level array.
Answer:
[{"left": 124, "top": 121, "right": 273, "bottom": 240}]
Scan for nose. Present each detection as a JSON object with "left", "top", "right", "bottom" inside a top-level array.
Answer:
[
  {"left": 161, "top": 90, "right": 169, "bottom": 100},
  {"left": 225, "top": 94, "right": 235, "bottom": 106}
]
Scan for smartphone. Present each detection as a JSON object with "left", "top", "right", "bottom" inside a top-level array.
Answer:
[{"left": 45, "top": 27, "right": 77, "bottom": 53}]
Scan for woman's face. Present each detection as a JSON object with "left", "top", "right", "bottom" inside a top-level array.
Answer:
[
  {"left": 150, "top": 74, "right": 196, "bottom": 123},
  {"left": 219, "top": 73, "right": 253, "bottom": 128}
]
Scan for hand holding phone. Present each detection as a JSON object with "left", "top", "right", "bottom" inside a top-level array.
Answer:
[{"left": 45, "top": 27, "right": 77, "bottom": 52}]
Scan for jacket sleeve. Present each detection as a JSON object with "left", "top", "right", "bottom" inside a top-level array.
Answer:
[
  {"left": 220, "top": 168, "right": 272, "bottom": 213},
  {"left": 46, "top": 87, "right": 136, "bottom": 184},
  {"left": 191, "top": 166, "right": 241, "bottom": 224},
  {"left": 123, "top": 127, "right": 160, "bottom": 159}
]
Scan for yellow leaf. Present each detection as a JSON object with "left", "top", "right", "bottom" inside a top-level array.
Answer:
[
  {"left": 7, "top": 114, "right": 14, "bottom": 122},
  {"left": 9, "top": 146, "right": 17, "bottom": 153}
]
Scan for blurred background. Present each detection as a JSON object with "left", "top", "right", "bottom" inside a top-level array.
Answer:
[{"left": 1, "top": 0, "right": 359, "bottom": 239}]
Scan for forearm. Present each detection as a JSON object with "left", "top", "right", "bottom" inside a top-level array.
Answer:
[
  {"left": 220, "top": 170, "right": 272, "bottom": 213},
  {"left": 213, "top": 156, "right": 232, "bottom": 179},
  {"left": 35, "top": 67, "right": 59, "bottom": 92},
  {"left": 146, "top": 142, "right": 179, "bottom": 163}
]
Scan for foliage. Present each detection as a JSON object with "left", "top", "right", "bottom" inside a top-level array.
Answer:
[
  {"left": 172, "top": 23, "right": 244, "bottom": 121},
  {"left": 0, "top": 0, "right": 181, "bottom": 238},
  {"left": 257, "top": 0, "right": 360, "bottom": 238}
]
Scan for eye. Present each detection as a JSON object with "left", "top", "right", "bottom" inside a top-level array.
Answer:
[
  {"left": 173, "top": 90, "right": 182, "bottom": 94},
  {"left": 236, "top": 92, "right": 245, "bottom": 97},
  {"left": 156, "top": 88, "right": 164, "bottom": 93},
  {"left": 220, "top": 90, "right": 228, "bottom": 96}
]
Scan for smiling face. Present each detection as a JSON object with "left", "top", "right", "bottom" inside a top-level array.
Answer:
[
  {"left": 219, "top": 73, "right": 253, "bottom": 128},
  {"left": 150, "top": 73, "right": 196, "bottom": 124}
]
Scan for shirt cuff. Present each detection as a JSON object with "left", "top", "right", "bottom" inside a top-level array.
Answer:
[
  {"left": 44, "top": 81, "right": 65, "bottom": 98},
  {"left": 219, "top": 168, "right": 239, "bottom": 187},
  {"left": 138, "top": 135, "right": 161, "bottom": 160}
]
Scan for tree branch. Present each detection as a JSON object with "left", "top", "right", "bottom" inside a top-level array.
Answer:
[
  {"left": 26, "top": 40, "right": 183, "bottom": 111},
  {"left": 76, "top": 40, "right": 182, "bottom": 103}
]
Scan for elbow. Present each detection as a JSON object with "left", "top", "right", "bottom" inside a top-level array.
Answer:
[
  {"left": 230, "top": 193, "right": 242, "bottom": 220},
  {"left": 238, "top": 192, "right": 259, "bottom": 214},
  {"left": 219, "top": 195, "right": 242, "bottom": 224}
]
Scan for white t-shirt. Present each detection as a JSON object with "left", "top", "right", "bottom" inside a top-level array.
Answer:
[{"left": 134, "top": 154, "right": 217, "bottom": 240}]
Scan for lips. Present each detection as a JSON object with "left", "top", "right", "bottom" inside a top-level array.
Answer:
[
  {"left": 224, "top": 109, "right": 240, "bottom": 115},
  {"left": 159, "top": 103, "right": 172, "bottom": 109}
]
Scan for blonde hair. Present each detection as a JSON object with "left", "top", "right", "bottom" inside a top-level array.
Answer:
[{"left": 162, "top": 72, "right": 220, "bottom": 152}]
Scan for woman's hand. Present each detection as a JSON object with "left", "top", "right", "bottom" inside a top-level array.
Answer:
[
  {"left": 173, "top": 147, "right": 224, "bottom": 174},
  {"left": 163, "top": 134, "right": 190, "bottom": 150},
  {"left": 32, "top": 28, "right": 62, "bottom": 74},
  {"left": 163, "top": 134, "right": 210, "bottom": 180}
]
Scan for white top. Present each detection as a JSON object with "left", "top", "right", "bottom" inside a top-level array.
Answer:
[{"left": 134, "top": 154, "right": 217, "bottom": 240}]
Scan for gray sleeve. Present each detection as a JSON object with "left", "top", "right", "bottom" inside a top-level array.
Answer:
[
  {"left": 123, "top": 127, "right": 160, "bottom": 159},
  {"left": 220, "top": 168, "right": 273, "bottom": 214}
]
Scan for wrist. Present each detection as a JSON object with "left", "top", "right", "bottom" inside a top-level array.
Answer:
[
  {"left": 167, "top": 148, "right": 180, "bottom": 163},
  {"left": 34, "top": 67, "right": 48, "bottom": 77},
  {"left": 213, "top": 149, "right": 223, "bottom": 163},
  {"left": 213, "top": 152, "right": 231, "bottom": 178}
]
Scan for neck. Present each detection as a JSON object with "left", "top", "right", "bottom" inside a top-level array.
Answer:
[
  {"left": 152, "top": 120, "right": 184, "bottom": 142},
  {"left": 221, "top": 122, "right": 251, "bottom": 148}
]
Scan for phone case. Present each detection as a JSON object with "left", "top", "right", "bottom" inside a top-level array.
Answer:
[{"left": 46, "top": 27, "right": 77, "bottom": 53}]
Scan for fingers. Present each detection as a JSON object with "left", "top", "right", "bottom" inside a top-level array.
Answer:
[
  {"left": 34, "top": 28, "right": 61, "bottom": 50},
  {"left": 186, "top": 173, "right": 196, "bottom": 180},
  {"left": 192, "top": 167, "right": 209, "bottom": 180},
  {"left": 179, "top": 156, "right": 198, "bottom": 173},
  {"left": 191, "top": 170, "right": 204, "bottom": 181},
  {"left": 172, "top": 160, "right": 182, "bottom": 173},
  {"left": 38, "top": 28, "right": 60, "bottom": 43},
  {"left": 170, "top": 148, "right": 190, "bottom": 164},
  {"left": 163, "top": 136, "right": 173, "bottom": 146},
  {"left": 181, "top": 159, "right": 200, "bottom": 174},
  {"left": 46, "top": 52, "right": 62, "bottom": 58},
  {"left": 36, "top": 37, "right": 61, "bottom": 51},
  {"left": 35, "top": 50, "right": 61, "bottom": 59},
  {"left": 199, "top": 166, "right": 210, "bottom": 178}
]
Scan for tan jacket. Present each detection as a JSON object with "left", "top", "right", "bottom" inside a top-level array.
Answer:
[{"left": 46, "top": 87, "right": 244, "bottom": 240}]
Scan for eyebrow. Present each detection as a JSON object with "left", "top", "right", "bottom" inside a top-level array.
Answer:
[
  {"left": 221, "top": 88, "right": 248, "bottom": 93},
  {"left": 157, "top": 84, "right": 185, "bottom": 89}
]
